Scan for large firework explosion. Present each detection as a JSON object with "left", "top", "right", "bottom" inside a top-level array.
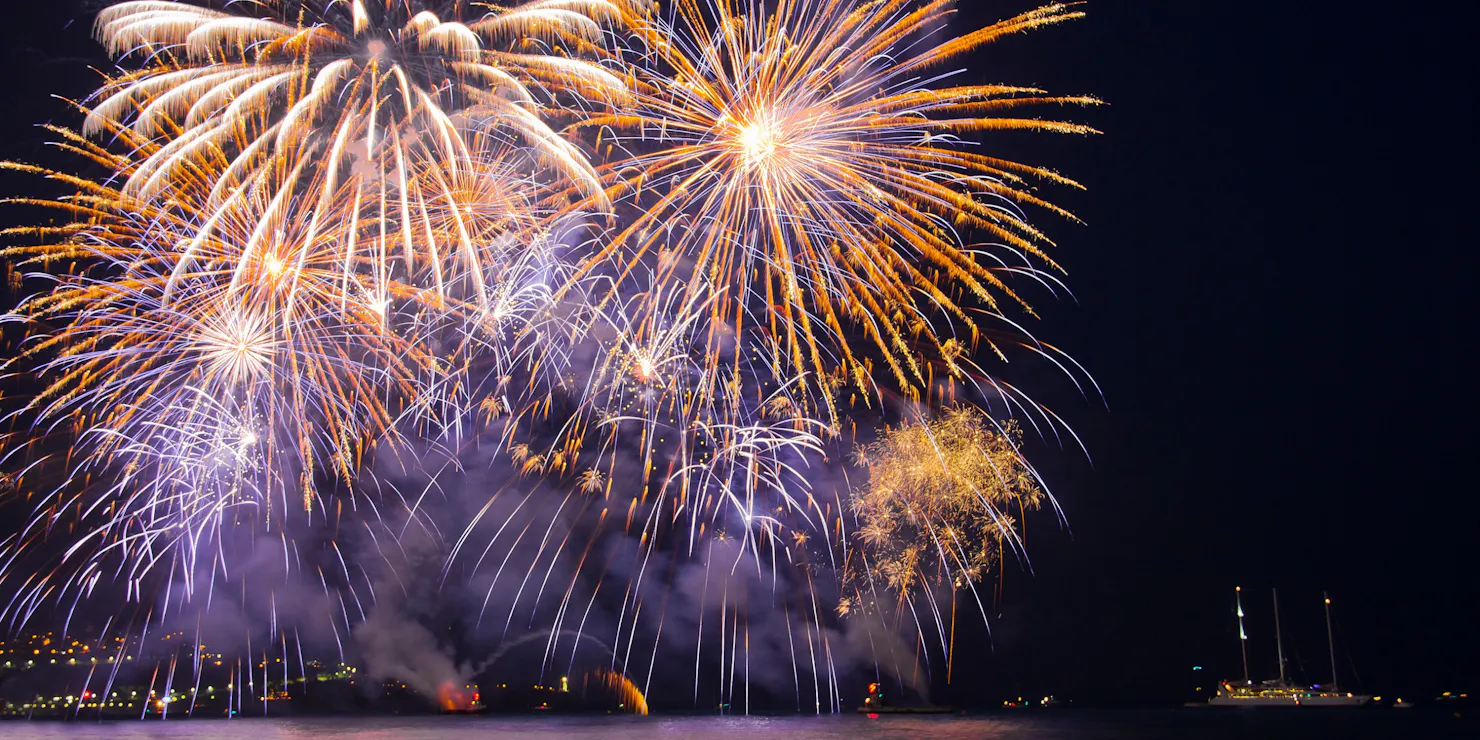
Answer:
[
  {"left": 0, "top": 0, "right": 1095, "bottom": 715},
  {"left": 88, "top": 0, "right": 623, "bottom": 308}
]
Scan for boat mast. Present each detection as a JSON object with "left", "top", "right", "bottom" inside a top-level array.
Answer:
[
  {"left": 1235, "top": 586, "right": 1250, "bottom": 684},
  {"left": 1272, "top": 588, "right": 1287, "bottom": 686},
  {"left": 1324, "top": 592, "right": 1339, "bottom": 690}
]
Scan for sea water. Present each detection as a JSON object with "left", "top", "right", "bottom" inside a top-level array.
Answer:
[{"left": 0, "top": 710, "right": 1474, "bottom": 739}]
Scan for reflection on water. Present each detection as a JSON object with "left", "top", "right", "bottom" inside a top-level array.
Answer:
[{"left": 0, "top": 711, "right": 1475, "bottom": 740}]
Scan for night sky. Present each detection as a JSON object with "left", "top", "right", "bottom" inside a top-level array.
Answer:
[{"left": 1, "top": 1, "right": 1473, "bottom": 706}]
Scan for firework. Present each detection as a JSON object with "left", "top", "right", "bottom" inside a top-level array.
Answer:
[
  {"left": 839, "top": 407, "right": 1046, "bottom": 688},
  {"left": 0, "top": 97, "right": 601, "bottom": 624},
  {"left": 0, "top": 0, "right": 1096, "bottom": 716},
  {"left": 846, "top": 409, "right": 1043, "bottom": 600},
  {"left": 572, "top": 0, "right": 1098, "bottom": 414},
  {"left": 88, "top": 0, "right": 625, "bottom": 309},
  {"left": 488, "top": 3, "right": 1096, "bottom": 701},
  {"left": 588, "top": 667, "right": 650, "bottom": 714},
  {"left": 0, "top": 144, "right": 433, "bottom": 617}
]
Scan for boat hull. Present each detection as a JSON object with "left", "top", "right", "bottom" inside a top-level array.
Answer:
[{"left": 1207, "top": 694, "right": 1371, "bottom": 707}]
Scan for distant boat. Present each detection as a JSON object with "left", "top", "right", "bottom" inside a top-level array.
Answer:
[
  {"left": 1209, "top": 679, "right": 1371, "bottom": 707},
  {"left": 1203, "top": 588, "right": 1371, "bottom": 707}
]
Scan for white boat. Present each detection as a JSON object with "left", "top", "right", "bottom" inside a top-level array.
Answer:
[
  {"left": 1204, "top": 589, "right": 1371, "bottom": 707},
  {"left": 1209, "top": 681, "right": 1371, "bottom": 707}
]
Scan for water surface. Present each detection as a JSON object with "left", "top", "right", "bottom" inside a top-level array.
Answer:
[{"left": 1, "top": 711, "right": 1474, "bottom": 739}]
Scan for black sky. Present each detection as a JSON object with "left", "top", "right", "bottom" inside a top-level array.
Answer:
[{"left": 1, "top": 1, "right": 1474, "bottom": 705}]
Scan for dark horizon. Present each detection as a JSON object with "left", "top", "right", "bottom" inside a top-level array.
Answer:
[{"left": 0, "top": 0, "right": 1473, "bottom": 710}]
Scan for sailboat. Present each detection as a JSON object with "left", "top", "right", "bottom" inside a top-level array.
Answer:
[{"left": 1206, "top": 589, "right": 1372, "bottom": 707}]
